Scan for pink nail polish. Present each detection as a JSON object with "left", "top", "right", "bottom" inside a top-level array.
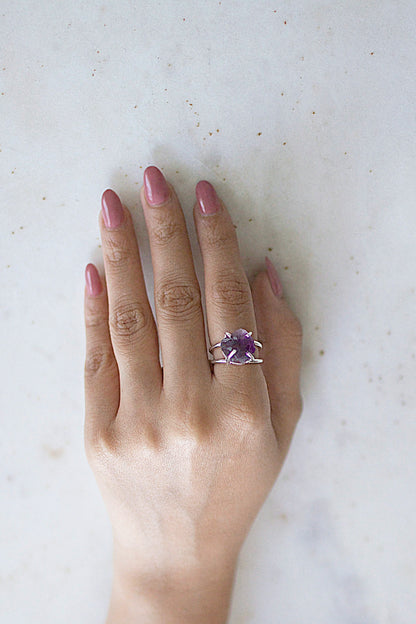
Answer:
[
  {"left": 101, "top": 189, "right": 124, "bottom": 229},
  {"left": 143, "top": 166, "right": 171, "bottom": 206},
  {"left": 85, "top": 263, "right": 103, "bottom": 296},
  {"left": 195, "top": 180, "right": 222, "bottom": 215},
  {"left": 265, "top": 256, "right": 283, "bottom": 298}
]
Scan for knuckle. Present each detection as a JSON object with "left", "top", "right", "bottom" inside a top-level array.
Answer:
[
  {"left": 203, "top": 220, "right": 234, "bottom": 252},
  {"left": 210, "top": 273, "right": 252, "bottom": 310},
  {"left": 155, "top": 281, "right": 201, "bottom": 320},
  {"left": 84, "top": 346, "right": 115, "bottom": 377},
  {"left": 104, "top": 234, "right": 131, "bottom": 267},
  {"left": 216, "top": 384, "right": 267, "bottom": 429},
  {"left": 109, "top": 300, "right": 149, "bottom": 338},
  {"left": 85, "top": 307, "right": 107, "bottom": 329},
  {"left": 151, "top": 214, "right": 184, "bottom": 247},
  {"left": 227, "top": 401, "right": 265, "bottom": 429},
  {"left": 84, "top": 427, "right": 118, "bottom": 468},
  {"left": 139, "top": 423, "right": 164, "bottom": 450}
]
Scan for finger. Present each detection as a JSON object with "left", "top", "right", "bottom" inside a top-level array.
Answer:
[
  {"left": 99, "top": 189, "right": 162, "bottom": 408},
  {"left": 193, "top": 181, "right": 264, "bottom": 388},
  {"left": 140, "top": 166, "right": 211, "bottom": 394},
  {"left": 84, "top": 263, "right": 119, "bottom": 443},
  {"left": 251, "top": 259, "right": 303, "bottom": 458}
]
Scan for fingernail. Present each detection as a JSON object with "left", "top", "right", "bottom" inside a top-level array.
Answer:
[
  {"left": 143, "top": 166, "right": 171, "bottom": 206},
  {"left": 196, "top": 180, "right": 222, "bottom": 216},
  {"left": 265, "top": 256, "right": 283, "bottom": 298},
  {"left": 85, "top": 263, "right": 103, "bottom": 296},
  {"left": 101, "top": 189, "right": 124, "bottom": 229}
]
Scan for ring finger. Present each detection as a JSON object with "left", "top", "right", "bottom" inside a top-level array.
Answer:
[{"left": 193, "top": 181, "right": 264, "bottom": 388}]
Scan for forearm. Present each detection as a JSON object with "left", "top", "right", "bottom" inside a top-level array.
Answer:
[{"left": 106, "top": 551, "right": 239, "bottom": 624}]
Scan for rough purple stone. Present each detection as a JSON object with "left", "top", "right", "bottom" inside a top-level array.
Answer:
[{"left": 220, "top": 328, "right": 256, "bottom": 364}]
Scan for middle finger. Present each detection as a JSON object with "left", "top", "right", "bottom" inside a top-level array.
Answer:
[{"left": 140, "top": 166, "right": 211, "bottom": 393}]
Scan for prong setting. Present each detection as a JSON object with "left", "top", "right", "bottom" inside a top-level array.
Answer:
[
  {"left": 208, "top": 328, "right": 263, "bottom": 365},
  {"left": 226, "top": 348, "right": 237, "bottom": 363}
]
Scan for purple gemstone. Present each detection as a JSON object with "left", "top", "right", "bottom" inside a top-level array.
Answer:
[{"left": 220, "top": 328, "right": 256, "bottom": 364}]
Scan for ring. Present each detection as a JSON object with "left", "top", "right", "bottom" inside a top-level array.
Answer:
[{"left": 208, "top": 328, "right": 263, "bottom": 365}]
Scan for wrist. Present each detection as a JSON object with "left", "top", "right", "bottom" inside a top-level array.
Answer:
[{"left": 107, "top": 547, "right": 239, "bottom": 624}]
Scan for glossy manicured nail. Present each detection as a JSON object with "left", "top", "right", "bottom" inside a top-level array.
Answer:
[
  {"left": 265, "top": 256, "right": 283, "bottom": 298},
  {"left": 196, "top": 180, "right": 222, "bottom": 215},
  {"left": 101, "top": 189, "right": 124, "bottom": 229},
  {"left": 143, "top": 166, "right": 171, "bottom": 206},
  {"left": 85, "top": 263, "right": 103, "bottom": 296}
]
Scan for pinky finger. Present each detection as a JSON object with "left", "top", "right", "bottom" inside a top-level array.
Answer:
[{"left": 84, "top": 263, "right": 119, "bottom": 443}]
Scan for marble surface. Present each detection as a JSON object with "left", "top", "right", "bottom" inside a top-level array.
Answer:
[{"left": 1, "top": 1, "right": 415, "bottom": 622}]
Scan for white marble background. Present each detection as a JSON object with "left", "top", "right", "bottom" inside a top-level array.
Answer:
[{"left": 1, "top": 1, "right": 415, "bottom": 622}]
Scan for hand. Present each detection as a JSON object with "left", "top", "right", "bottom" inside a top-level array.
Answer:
[{"left": 83, "top": 166, "right": 303, "bottom": 623}]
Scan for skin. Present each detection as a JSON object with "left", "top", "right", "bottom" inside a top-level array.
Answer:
[{"left": 83, "top": 170, "right": 303, "bottom": 623}]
